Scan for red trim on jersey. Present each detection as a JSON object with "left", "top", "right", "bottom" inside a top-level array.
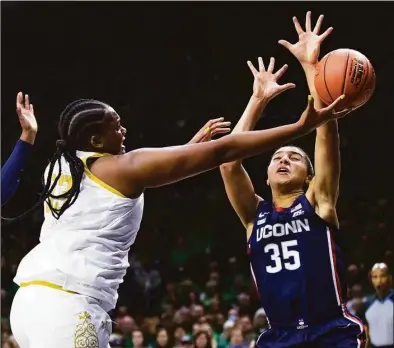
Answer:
[
  {"left": 275, "top": 207, "right": 285, "bottom": 212},
  {"left": 329, "top": 228, "right": 366, "bottom": 346},
  {"left": 328, "top": 228, "right": 344, "bottom": 303}
]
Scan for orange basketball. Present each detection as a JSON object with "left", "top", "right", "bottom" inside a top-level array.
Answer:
[{"left": 314, "top": 49, "right": 376, "bottom": 110}]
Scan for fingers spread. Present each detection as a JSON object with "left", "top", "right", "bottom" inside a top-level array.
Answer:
[
  {"left": 274, "top": 64, "right": 288, "bottom": 80},
  {"left": 258, "top": 57, "right": 265, "bottom": 72},
  {"left": 247, "top": 61, "right": 259, "bottom": 76},
  {"left": 293, "top": 16, "right": 304, "bottom": 35},
  {"left": 267, "top": 57, "right": 275, "bottom": 73}
]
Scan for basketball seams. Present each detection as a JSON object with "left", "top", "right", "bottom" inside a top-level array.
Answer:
[
  {"left": 323, "top": 52, "right": 335, "bottom": 103},
  {"left": 341, "top": 51, "right": 350, "bottom": 96}
]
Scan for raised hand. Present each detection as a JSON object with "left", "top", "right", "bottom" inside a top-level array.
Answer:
[
  {"left": 298, "top": 94, "right": 348, "bottom": 131},
  {"left": 188, "top": 117, "right": 231, "bottom": 144},
  {"left": 17, "top": 92, "right": 37, "bottom": 133},
  {"left": 247, "top": 57, "right": 295, "bottom": 102},
  {"left": 278, "top": 11, "right": 333, "bottom": 66},
  {"left": 16, "top": 92, "right": 37, "bottom": 144}
]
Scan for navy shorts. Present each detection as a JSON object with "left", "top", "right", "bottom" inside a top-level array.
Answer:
[{"left": 256, "top": 316, "right": 366, "bottom": 348}]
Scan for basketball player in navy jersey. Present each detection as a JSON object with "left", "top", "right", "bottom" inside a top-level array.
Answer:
[{"left": 220, "top": 12, "right": 366, "bottom": 347}]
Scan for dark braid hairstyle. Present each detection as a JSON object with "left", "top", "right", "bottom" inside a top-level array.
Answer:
[{"left": 3, "top": 99, "right": 112, "bottom": 222}]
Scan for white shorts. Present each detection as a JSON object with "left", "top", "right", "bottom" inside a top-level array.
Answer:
[{"left": 10, "top": 283, "right": 113, "bottom": 348}]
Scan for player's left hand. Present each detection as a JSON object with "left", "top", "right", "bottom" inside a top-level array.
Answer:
[
  {"left": 17, "top": 92, "right": 37, "bottom": 133},
  {"left": 188, "top": 117, "right": 231, "bottom": 144},
  {"left": 278, "top": 11, "right": 333, "bottom": 66},
  {"left": 17, "top": 92, "right": 38, "bottom": 144}
]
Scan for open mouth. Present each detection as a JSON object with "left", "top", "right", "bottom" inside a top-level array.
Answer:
[{"left": 277, "top": 167, "right": 290, "bottom": 175}]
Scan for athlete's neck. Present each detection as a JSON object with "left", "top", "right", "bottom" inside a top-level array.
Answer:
[{"left": 272, "top": 190, "right": 304, "bottom": 209}]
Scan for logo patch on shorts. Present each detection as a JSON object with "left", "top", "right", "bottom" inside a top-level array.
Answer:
[{"left": 75, "top": 311, "right": 98, "bottom": 348}]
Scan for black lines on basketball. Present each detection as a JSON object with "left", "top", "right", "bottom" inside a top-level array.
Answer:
[{"left": 323, "top": 52, "right": 335, "bottom": 103}]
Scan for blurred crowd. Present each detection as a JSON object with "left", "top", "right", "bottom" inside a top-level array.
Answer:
[{"left": 2, "top": 195, "right": 393, "bottom": 348}]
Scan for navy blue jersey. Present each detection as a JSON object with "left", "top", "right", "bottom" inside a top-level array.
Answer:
[{"left": 248, "top": 194, "right": 348, "bottom": 328}]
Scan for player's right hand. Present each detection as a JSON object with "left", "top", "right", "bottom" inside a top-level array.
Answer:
[
  {"left": 298, "top": 94, "right": 350, "bottom": 131},
  {"left": 247, "top": 57, "right": 296, "bottom": 102}
]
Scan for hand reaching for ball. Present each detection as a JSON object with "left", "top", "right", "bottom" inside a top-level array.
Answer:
[
  {"left": 278, "top": 11, "right": 333, "bottom": 66},
  {"left": 298, "top": 94, "right": 350, "bottom": 131}
]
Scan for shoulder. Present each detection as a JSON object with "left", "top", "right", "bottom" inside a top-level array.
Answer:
[{"left": 305, "top": 178, "right": 339, "bottom": 228}]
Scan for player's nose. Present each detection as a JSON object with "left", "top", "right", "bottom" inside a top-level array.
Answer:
[{"left": 279, "top": 157, "right": 290, "bottom": 164}]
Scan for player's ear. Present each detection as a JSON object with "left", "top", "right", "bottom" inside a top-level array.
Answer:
[
  {"left": 304, "top": 175, "right": 313, "bottom": 186},
  {"left": 266, "top": 179, "right": 270, "bottom": 187},
  {"left": 90, "top": 135, "right": 104, "bottom": 149}
]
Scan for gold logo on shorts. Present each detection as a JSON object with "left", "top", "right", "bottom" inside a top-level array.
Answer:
[{"left": 74, "top": 311, "right": 99, "bottom": 348}]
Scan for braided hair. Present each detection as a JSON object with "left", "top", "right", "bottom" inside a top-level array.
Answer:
[{"left": 3, "top": 99, "right": 112, "bottom": 222}]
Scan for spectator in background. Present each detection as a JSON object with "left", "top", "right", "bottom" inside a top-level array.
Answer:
[
  {"left": 173, "top": 325, "right": 187, "bottom": 348},
  {"left": 194, "top": 331, "right": 212, "bottom": 348},
  {"left": 365, "top": 263, "right": 394, "bottom": 348},
  {"left": 228, "top": 328, "right": 248, "bottom": 348},
  {"left": 1, "top": 92, "right": 37, "bottom": 206},
  {"left": 132, "top": 329, "right": 145, "bottom": 348},
  {"left": 218, "top": 319, "right": 235, "bottom": 348},
  {"left": 117, "top": 315, "right": 136, "bottom": 347},
  {"left": 156, "top": 328, "right": 170, "bottom": 348},
  {"left": 346, "top": 284, "right": 368, "bottom": 319},
  {"left": 237, "top": 316, "right": 255, "bottom": 344}
]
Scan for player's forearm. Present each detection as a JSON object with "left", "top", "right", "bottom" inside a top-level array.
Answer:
[
  {"left": 1, "top": 139, "right": 33, "bottom": 205},
  {"left": 219, "top": 121, "right": 308, "bottom": 164},
  {"left": 233, "top": 96, "right": 268, "bottom": 133},
  {"left": 221, "top": 96, "right": 268, "bottom": 168},
  {"left": 302, "top": 63, "right": 339, "bottom": 137}
]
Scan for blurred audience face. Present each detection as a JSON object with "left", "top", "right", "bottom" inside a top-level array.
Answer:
[
  {"left": 157, "top": 329, "right": 169, "bottom": 347},
  {"left": 166, "top": 282, "right": 176, "bottom": 293},
  {"left": 132, "top": 330, "right": 144, "bottom": 347},
  {"left": 228, "top": 308, "right": 238, "bottom": 319},
  {"left": 350, "top": 284, "right": 364, "bottom": 299},
  {"left": 215, "top": 313, "right": 225, "bottom": 327},
  {"left": 193, "top": 323, "right": 201, "bottom": 334},
  {"left": 117, "top": 305, "right": 128, "bottom": 317},
  {"left": 195, "top": 332, "right": 209, "bottom": 348},
  {"left": 209, "top": 271, "right": 220, "bottom": 283},
  {"left": 210, "top": 297, "right": 220, "bottom": 313},
  {"left": 174, "top": 326, "right": 186, "bottom": 343},
  {"left": 188, "top": 291, "right": 197, "bottom": 304},
  {"left": 230, "top": 328, "right": 244, "bottom": 346},
  {"left": 199, "top": 323, "right": 214, "bottom": 338},
  {"left": 371, "top": 264, "right": 392, "bottom": 296},
  {"left": 239, "top": 316, "right": 253, "bottom": 334},
  {"left": 191, "top": 304, "right": 204, "bottom": 319},
  {"left": 119, "top": 315, "right": 135, "bottom": 334},
  {"left": 237, "top": 294, "right": 251, "bottom": 310}
]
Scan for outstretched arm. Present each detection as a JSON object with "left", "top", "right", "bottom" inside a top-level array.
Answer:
[
  {"left": 220, "top": 57, "right": 296, "bottom": 228},
  {"left": 279, "top": 12, "right": 348, "bottom": 227},
  {"left": 117, "top": 87, "right": 343, "bottom": 199},
  {"left": 1, "top": 93, "right": 37, "bottom": 205}
]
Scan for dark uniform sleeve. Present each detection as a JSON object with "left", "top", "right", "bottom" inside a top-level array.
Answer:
[{"left": 1, "top": 139, "right": 33, "bottom": 205}]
